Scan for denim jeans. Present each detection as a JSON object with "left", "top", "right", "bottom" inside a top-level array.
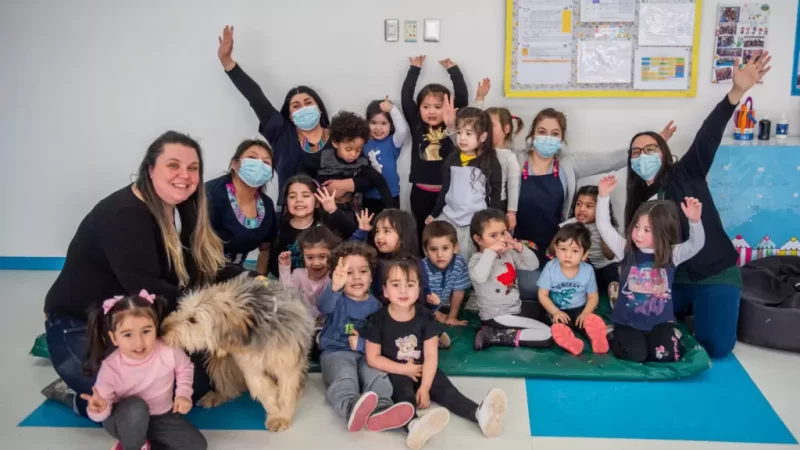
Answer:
[
  {"left": 45, "top": 315, "right": 95, "bottom": 417},
  {"left": 517, "top": 269, "right": 542, "bottom": 301}
]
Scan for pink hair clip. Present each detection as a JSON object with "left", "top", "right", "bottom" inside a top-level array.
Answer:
[{"left": 101, "top": 289, "right": 155, "bottom": 315}]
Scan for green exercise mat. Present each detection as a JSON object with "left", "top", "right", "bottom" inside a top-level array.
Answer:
[
  {"left": 32, "top": 298, "right": 711, "bottom": 381},
  {"left": 308, "top": 299, "right": 711, "bottom": 381}
]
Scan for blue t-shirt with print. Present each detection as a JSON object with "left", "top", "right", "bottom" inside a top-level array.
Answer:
[{"left": 537, "top": 259, "right": 597, "bottom": 310}]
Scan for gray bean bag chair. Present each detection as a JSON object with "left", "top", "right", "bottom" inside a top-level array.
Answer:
[{"left": 739, "top": 256, "right": 800, "bottom": 353}]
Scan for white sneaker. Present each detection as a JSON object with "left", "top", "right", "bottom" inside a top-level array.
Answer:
[
  {"left": 476, "top": 388, "right": 507, "bottom": 438},
  {"left": 406, "top": 407, "right": 450, "bottom": 450}
]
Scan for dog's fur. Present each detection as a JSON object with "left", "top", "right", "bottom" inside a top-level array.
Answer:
[{"left": 161, "top": 274, "right": 314, "bottom": 432}]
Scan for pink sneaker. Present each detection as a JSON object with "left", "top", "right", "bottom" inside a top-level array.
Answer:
[
  {"left": 366, "top": 401, "right": 415, "bottom": 431},
  {"left": 347, "top": 391, "right": 378, "bottom": 432},
  {"left": 111, "top": 441, "right": 150, "bottom": 450},
  {"left": 552, "top": 323, "right": 584, "bottom": 356},
  {"left": 582, "top": 314, "right": 610, "bottom": 354}
]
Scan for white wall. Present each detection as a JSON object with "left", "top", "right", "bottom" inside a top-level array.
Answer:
[{"left": 1, "top": 0, "right": 799, "bottom": 257}]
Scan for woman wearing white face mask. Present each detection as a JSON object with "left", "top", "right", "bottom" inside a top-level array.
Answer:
[
  {"left": 623, "top": 53, "right": 771, "bottom": 360},
  {"left": 217, "top": 26, "right": 340, "bottom": 204},
  {"left": 513, "top": 109, "right": 676, "bottom": 299},
  {"left": 207, "top": 139, "right": 277, "bottom": 275}
]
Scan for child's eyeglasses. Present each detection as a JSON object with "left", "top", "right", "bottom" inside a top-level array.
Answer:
[{"left": 630, "top": 144, "right": 660, "bottom": 159}]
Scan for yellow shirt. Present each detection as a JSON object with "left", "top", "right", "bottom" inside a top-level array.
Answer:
[{"left": 460, "top": 153, "right": 477, "bottom": 167}]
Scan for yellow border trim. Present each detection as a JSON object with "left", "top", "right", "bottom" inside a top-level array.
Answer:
[{"left": 503, "top": 0, "right": 702, "bottom": 98}]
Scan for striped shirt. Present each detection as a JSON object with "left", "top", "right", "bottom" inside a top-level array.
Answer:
[{"left": 422, "top": 254, "right": 472, "bottom": 306}]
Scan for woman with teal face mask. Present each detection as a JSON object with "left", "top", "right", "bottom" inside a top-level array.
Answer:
[
  {"left": 623, "top": 52, "right": 772, "bottom": 360},
  {"left": 512, "top": 109, "right": 677, "bottom": 300},
  {"left": 217, "top": 25, "right": 343, "bottom": 206},
  {"left": 206, "top": 139, "right": 278, "bottom": 275}
]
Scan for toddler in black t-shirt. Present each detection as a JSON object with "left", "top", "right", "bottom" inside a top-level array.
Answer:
[{"left": 361, "top": 257, "right": 508, "bottom": 450}]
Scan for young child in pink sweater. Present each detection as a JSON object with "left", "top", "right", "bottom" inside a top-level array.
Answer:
[
  {"left": 82, "top": 290, "right": 206, "bottom": 450},
  {"left": 279, "top": 225, "right": 342, "bottom": 322}
]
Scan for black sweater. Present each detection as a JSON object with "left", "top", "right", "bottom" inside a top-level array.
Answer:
[
  {"left": 401, "top": 66, "right": 469, "bottom": 185},
  {"left": 638, "top": 95, "right": 739, "bottom": 281},
  {"left": 45, "top": 187, "right": 201, "bottom": 319},
  {"left": 226, "top": 64, "right": 335, "bottom": 200}
]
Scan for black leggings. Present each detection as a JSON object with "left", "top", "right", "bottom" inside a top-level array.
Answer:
[
  {"left": 611, "top": 323, "right": 681, "bottom": 363},
  {"left": 594, "top": 263, "right": 620, "bottom": 294},
  {"left": 389, "top": 369, "right": 478, "bottom": 427},
  {"left": 410, "top": 186, "right": 440, "bottom": 251}
]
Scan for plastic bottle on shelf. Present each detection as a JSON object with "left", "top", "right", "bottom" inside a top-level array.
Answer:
[{"left": 775, "top": 113, "right": 788, "bottom": 139}]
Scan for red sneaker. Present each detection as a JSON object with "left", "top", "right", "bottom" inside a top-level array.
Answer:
[
  {"left": 552, "top": 323, "right": 584, "bottom": 355},
  {"left": 347, "top": 391, "right": 378, "bottom": 432},
  {"left": 366, "top": 401, "right": 415, "bottom": 431},
  {"left": 582, "top": 314, "right": 610, "bottom": 354}
]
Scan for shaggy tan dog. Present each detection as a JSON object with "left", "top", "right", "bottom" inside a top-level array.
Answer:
[{"left": 162, "top": 274, "right": 314, "bottom": 432}]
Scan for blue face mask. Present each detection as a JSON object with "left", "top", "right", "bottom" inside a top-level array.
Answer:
[
  {"left": 292, "top": 105, "right": 321, "bottom": 131},
  {"left": 532, "top": 135, "right": 562, "bottom": 158},
  {"left": 237, "top": 158, "right": 273, "bottom": 187},
  {"left": 630, "top": 153, "right": 662, "bottom": 181}
]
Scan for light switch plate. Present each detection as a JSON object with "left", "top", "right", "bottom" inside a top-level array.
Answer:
[
  {"left": 404, "top": 20, "right": 417, "bottom": 42},
  {"left": 385, "top": 19, "right": 399, "bottom": 42},
  {"left": 423, "top": 19, "right": 440, "bottom": 42}
]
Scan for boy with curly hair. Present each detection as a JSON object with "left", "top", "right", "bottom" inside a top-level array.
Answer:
[
  {"left": 302, "top": 111, "right": 394, "bottom": 209},
  {"left": 317, "top": 241, "right": 415, "bottom": 433}
]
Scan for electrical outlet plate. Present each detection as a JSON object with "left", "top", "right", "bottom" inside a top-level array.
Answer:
[
  {"left": 423, "top": 19, "right": 440, "bottom": 42},
  {"left": 404, "top": 20, "right": 417, "bottom": 42},
  {"left": 385, "top": 19, "right": 399, "bottom": 42}
]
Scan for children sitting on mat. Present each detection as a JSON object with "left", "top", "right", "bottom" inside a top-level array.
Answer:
[
  {"left": 561, "top": 185, "right": 621, "bottom": 301},
  {"left": 536, "top": 223, "right": 609, "bottom": 356},
  {"left": 82, "top": 290, "right": 207, "bottom": 450},
  {"left": 469, "top": 208, "right": 553, "bottom": 350},
  {"left": 362, "top": 257, "right": 508, "bottom": 450},
  {"left": 421, "top": 220, "right": 472, "bottom": 326},
  {"left": 317, "top": 241, "right": 415, "bottom": 433},
  {"left": 596, "top": 175, "right": 705, "bottom": 363}
]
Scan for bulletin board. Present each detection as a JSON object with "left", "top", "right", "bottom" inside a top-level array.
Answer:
[{"left": 503, "top": 0, "right": 703, "bottom": 98}]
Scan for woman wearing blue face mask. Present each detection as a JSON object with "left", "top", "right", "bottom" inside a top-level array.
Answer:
[
  {"left": 207, "top": 139, "right": 277, "bottom": 274},
  {"left": 512, "top": 109, "right": 677, "bottom": 299},
  {"left": 623, "top": 53, "right": 772, "bottom": 359},
  {"left": 217, "top": 26, "right": 338, "bottom": 204}
]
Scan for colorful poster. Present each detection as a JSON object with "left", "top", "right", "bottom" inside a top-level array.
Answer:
[
  {"left": 634, "top": 47, "right": 690, "bottom": 90},
  {"left": 713, "top": 4, "right": 770, "bottom": 84}
]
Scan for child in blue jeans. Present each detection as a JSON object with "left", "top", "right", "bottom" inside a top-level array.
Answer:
[
  {"left": 421, "top": 220, "right": 472, "bottom": 326},
  {"left": 318, "top": 242, "right": 414, "bottom": 432},
  {"left": 537, "top": 223, "right": 609, "bottom": 356}
]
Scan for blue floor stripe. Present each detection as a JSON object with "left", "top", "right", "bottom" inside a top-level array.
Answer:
[
  {"left": 19, "top": 395, "right": 267, "bottom": 430},
  {"left": 525, "top": 354, "right": 796, "bottom": 444}
]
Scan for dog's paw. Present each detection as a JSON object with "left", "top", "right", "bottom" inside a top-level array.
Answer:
[
  {"left": 267, "top": 416, "right": 291, "bottom": 432},
  {"left": 198, "top": 391, "right": 229, "bottom": 408}
]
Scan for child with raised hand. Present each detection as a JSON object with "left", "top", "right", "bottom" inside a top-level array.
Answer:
[
  {"left": 473, "top": 78, "right": 524, "bottom": 233},
  {"left": 561, "top": 185, "right": 621, "bottom": 301},
  {"left": 537, "top": 223, "right": 609, "bottom": 356},
  {"left": 269, "top": 176, "right": 357, "bottom": 277},
  {"left": 421, "top": 220, "right": 472, "bottom": 326},
  {"left": 363, "top": 96, "right": 410, "bottom": 215},
  {"left": 82, "top": 290, "right": 206, "bottom": 450},
  {"left": 317, "top": 242, "right": 415, "bottom": 433},
  {"left": 278, "top": 225, "right": 342, "bottom": 321},
  {"left": 596, "top": 175, "right": 705, "bottom": 363},
  {"left": 301, "top": 111, "right": 395, "bottom": 210},
  {"left": 426, "top": 104, "right": 503, "bottom": 261},
  {"left": 469, "top": 209, "right": 553, "bottom": 350},
  {"left": 402, "top": 55, "right": 469, "bottom": 244},
  {"left": 362, "top": 258, "right": 508, "bottom": 450}
]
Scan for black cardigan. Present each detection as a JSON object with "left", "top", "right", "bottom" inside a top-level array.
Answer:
[{"left": 643, "top": 95, "right": 739, "bottom": 281}]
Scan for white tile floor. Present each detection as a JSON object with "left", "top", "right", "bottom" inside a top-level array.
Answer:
[{"left": 3, "top": 271, "right": 799, "bottom": 449}]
